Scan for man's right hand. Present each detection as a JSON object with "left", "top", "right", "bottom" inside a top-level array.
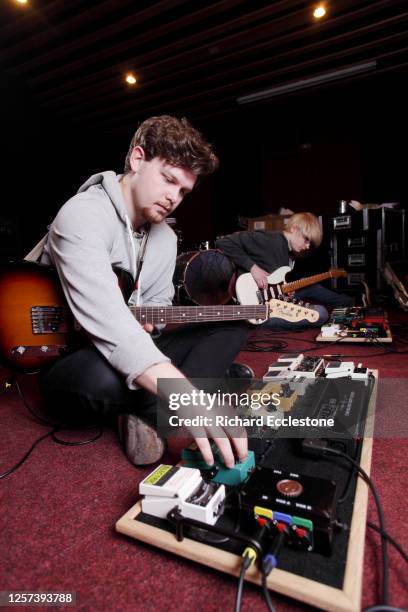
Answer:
[
  {"left": 135, "top": 362, "right": 248, "bottom": 468},
  {"left": 250, "top": 263, "right": 270, "bottom": 289},
  {"left": 194, "top": 432, "right": 248, "bottom": 469}
]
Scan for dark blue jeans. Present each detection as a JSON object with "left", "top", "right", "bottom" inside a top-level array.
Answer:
[
  {"left": 40, "top": 322, "right": 249, "bottom": 425},
  {"left": 261, "top": 283, "right": 353, "bottom": 331}
]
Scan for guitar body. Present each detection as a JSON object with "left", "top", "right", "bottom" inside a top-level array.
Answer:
[
  {"left": 235, "top": 266, "right": 291, "bottom": 312},
  {"left": 235, "top": 265, "right": 347, "bottom": 325},
  {"left": 0, "top": 262, "right": 71, "bottom": 372},
  {"left": 236, "top": 266, "right": 295, "bottom": 323},
  {"left": 0, "top": 262, "right": 319, "bottom": 372}
]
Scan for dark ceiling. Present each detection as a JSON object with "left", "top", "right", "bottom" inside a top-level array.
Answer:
[{"left": 1, "top": 0, "right": 407, "bottom": 136}]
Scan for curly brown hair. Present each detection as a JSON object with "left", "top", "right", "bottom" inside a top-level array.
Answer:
[{"left": 124, "top": 115, "right": 219, "bottom": 176}]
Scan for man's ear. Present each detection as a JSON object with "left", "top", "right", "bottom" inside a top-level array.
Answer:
[{"left": 129, "top": 146, "right": 145, "bottom": 172}]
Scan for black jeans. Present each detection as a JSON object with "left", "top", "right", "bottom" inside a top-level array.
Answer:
[{"left": 40, "top": 322, "right": 249, "bottom": 426}]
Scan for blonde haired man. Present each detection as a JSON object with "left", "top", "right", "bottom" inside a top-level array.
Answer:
[{"left": 217, "top": 212, "right": 347, "bottom": 330}]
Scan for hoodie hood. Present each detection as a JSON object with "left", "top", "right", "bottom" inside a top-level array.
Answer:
[
  {"left": 77, "top": 170, "right": 137, "bottom": 282},
  {"left": 78, "top": 171, "right": 129, "bottom": 224}
]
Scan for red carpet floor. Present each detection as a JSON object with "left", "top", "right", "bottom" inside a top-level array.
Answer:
[{"left": 1, "top": 321, "right": 408, "bottom": 611}]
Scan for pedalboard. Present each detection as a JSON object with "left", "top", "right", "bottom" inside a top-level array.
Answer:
[
  {"left": 117, "top": 365, "right": 379, "bottom": 611},
  {"left": 317, "top": 307, "right": 392, "bottom": 343},
  {"left": 259, "top": 355, "right": 374, "bottom": 455}
]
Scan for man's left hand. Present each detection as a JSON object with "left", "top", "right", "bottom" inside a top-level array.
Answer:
[{"left": 142, "top": 323, "right": 154, "bottom": 333}]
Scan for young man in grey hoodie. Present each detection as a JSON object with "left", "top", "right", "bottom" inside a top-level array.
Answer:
[{"left": 40, "top": 115, "right": 249, "bottom": 469}]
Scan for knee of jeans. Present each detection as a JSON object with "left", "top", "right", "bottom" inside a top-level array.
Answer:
[
  {"left": 314, "top": 305, "right": 329, "bottom": 325},
  {"left": 211, "top": 322, "right": 250, "bottom": 344},
  {"left": 342, "top": 295, "right": 355, "bottom": 307}
]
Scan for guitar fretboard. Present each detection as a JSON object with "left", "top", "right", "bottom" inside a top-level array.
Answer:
[
  {"left": 282, "top": 270, "right": 344, "bottom": 293},
  {"left": 129, "top": 304, "right": 268, "bottom": 324}
]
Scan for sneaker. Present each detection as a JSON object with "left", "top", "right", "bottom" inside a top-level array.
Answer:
[
  {"left": 224, "top": 362, "right": 254, "bottom": 393},
  {"left": 226, "top": 362, "right": 254, "bottom": 379},
  {"left": 117, "top": 414, "right": 166, "bottom": 466}
]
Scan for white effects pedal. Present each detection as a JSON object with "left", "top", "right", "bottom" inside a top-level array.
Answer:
[{"left": 140, "top": 464, "right": 225, "bottom": 526}]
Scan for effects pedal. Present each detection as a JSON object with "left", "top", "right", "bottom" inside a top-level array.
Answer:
[
  {"left": 324, "top": 361, "right": 355, "bottom": 378},
  {"left": 263, "top": 354, "right": 305, "bottom": 379},
  {"left": 140, "top": 464, "right": 226, "bottom": 526},
  {"left": 263, "top": 369, "right": 295, "bottom": 381},
  {"left": 277, "top": 353, "right": 304, "bottom": 368},
  {"left": 351, "top": 363, "right": 369, "bottom": 380},
  {"left": 181, "top": 442, "right": 255, "bottom": 486},
  {"left": 291, "top": 356, "right": 324, "bottom": 379}
]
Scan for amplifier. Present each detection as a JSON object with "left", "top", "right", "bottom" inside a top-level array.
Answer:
[
  {"left": 333, "top": 215, "right": 351, "bottom": 230},
  {"left": 347, "top": 253, "right": 366, "bottom": 266},
  {"left": 348, "top": 272, "right": 366, "bottom": 284},
  {"left": 347, "top": 236, "right": 366, "bottom": 248}
]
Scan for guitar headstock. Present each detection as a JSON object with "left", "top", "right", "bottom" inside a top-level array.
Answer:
[
  {"left": 267, "top": 299, "right": 319, "bottom": 323},
  {"left": 330, "top": 268, "right": 348, "bottom": 279}
]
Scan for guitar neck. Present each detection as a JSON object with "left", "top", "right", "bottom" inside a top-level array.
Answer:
[
  {"left": 129, "top": 304, "right": 267, "bottom": 324},
  {"left": 282, "top": 271, "right": 338, "bottom": 294}
]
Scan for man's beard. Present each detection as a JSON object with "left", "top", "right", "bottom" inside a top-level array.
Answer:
[{"left": 142, "top": 205, "right": 166, "bottom": 224}]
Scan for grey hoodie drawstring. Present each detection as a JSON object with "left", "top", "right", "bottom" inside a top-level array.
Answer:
[{"left": 125, "top": 215, "right": 139, "bottom": 304}]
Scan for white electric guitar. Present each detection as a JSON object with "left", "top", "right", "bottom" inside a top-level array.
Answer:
[{"left": 236, "top": 266, "right": 347, "bottom": 324}]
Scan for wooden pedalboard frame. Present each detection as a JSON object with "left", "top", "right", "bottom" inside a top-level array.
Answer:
[{"left": 116, "top": 375, "right": 378, "bottom": 612}]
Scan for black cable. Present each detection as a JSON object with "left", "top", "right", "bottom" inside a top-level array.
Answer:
[
  {"left": 336, "top": 460, "right": 357, "bottom": 505},
  {"left": 15, "top": 377, "right": 104, "bottom": 444},
  {"left": 51, "top": 427, "right": 103, "bottom": 446},
  {"left": 0, "top": 377, "right": 104, "bottom": 480},
  {"left": 0, "top": 424, "right": 104, "bottom": 481},
  {"left": 14, "top": 378, "right": 58, "bottom": 427},
  {"left": 234, "top": 555, "right": 251, "bottom": 612},
  {"left": 261, "top": 569, "right": 276, "bottom": 612},
  {"left": 322, "top": 446, "right": 389, "bottom": 606},
  {"left": 0, "top": 429, "right": 55, "bottom": 480},
  {"left": 367, "top": 522, "right": 408, "bottom": 564}
]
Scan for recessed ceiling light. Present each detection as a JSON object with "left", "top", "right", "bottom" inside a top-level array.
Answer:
[
  {"left": 125, "top": 73, "right": 137, "bottom": 85},
  {"left": 15, "top": 0, "right": 28, "bottom": 4},
  {"left": 313, "top": 4, "right": 326, "bottom": 19}
]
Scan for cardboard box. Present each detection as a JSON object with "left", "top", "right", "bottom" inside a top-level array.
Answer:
[{"left": 247, "top": 214, "right": 292, "bottom": 232}]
